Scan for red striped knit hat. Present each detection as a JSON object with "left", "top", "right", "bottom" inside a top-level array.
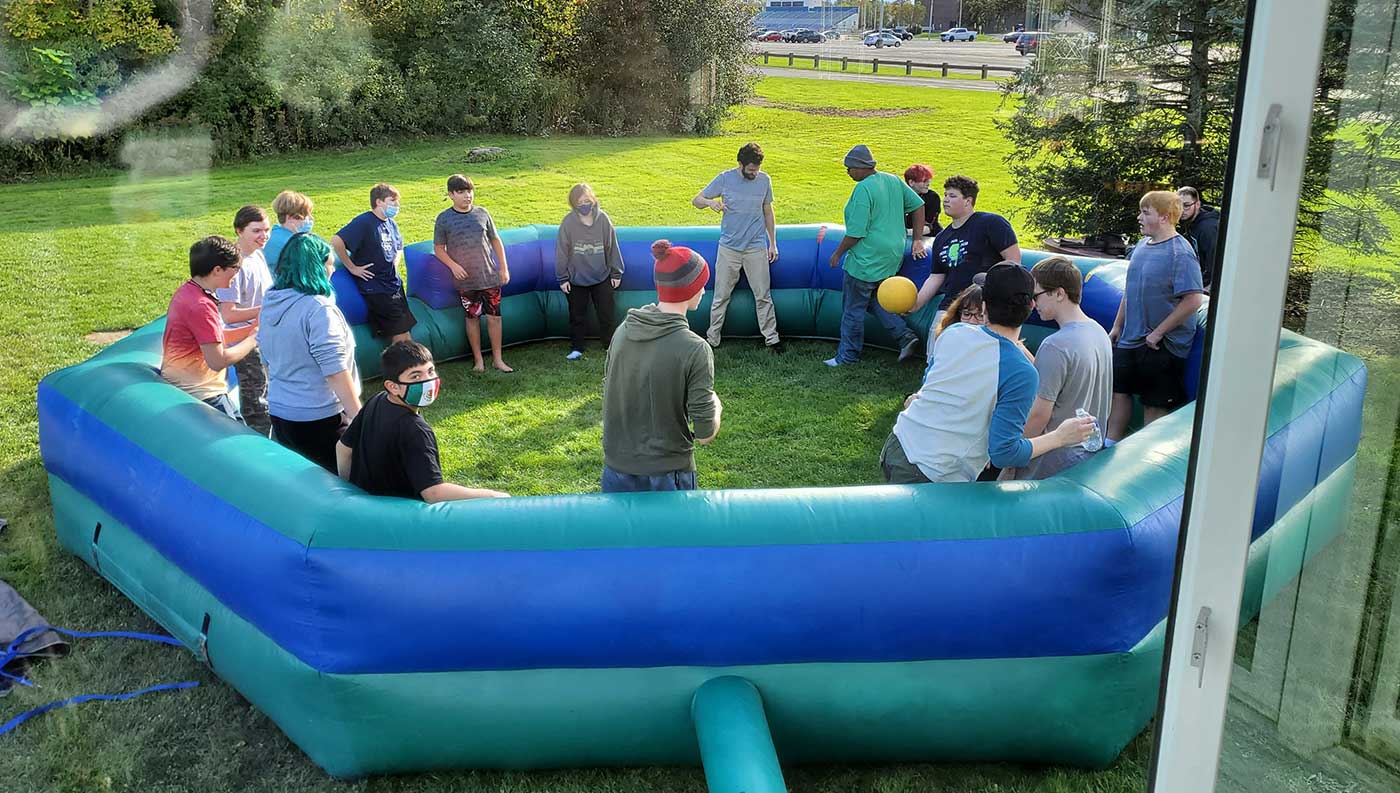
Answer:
[{"left": 651, "top": 240, "right": 710, "bottom": 303}]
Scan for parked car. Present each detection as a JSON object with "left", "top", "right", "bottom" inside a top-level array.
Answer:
[
  {"left": 759, "top": 30, "right": 785, "bottom": 42},
  {"left": 940, "top": 27, "right": 977, "bottom": 42},
  {"left": 1003, "top": 28, "right": 1027, "bottom": 43},
  {"left": 821, "top": 30, "right": 841, "bottom": 40},
  {"left": 785, "top": 29, "right": 825, "bottom": 43},
  {"left": 891, "top": 26, "right": 914, "bottom": 40},
  {"left": 864, "top": 32, "right": 901, "bottom": 48},
  {"left": 1016, "top": 32, "right": 1042, "bottom": 55},
  {"left": 750, "top": 29, "right": 772, "bottom": 40}
]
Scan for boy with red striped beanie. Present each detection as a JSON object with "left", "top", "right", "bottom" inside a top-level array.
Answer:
[{"left": 600, "top": 241, "right": 723, "bottom": 492}]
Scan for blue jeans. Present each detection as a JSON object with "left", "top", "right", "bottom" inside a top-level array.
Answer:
[
  {"left": 601, "top": 465, "right": 697, "bottom": 493},
  {"left": 835, "top": 272, "right": 916, "bottom": 364}
]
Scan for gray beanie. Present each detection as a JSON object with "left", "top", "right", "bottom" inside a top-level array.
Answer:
[{"left": 843, "top": 144, "right": 876, "bottom": 169}]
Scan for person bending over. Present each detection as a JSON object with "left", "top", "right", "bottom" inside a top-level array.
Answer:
[
  {"left": 880, "top": 263, "right": 1093, "bottom": 484},
  {"left": 336, "top": 342, "right": 509, "bottom": 502}
]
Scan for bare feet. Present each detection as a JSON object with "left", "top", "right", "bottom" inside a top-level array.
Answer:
[
  {"left": 493, "top": 359, "right": 514, "bottom": 373},
  {"left": 473, "top": 360, "right": 486, "bottom": 373}
]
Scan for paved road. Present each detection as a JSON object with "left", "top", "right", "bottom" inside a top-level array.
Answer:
[
  {"left": 752, "top": 37, "right": 1031, "bottom": 71},
  {"left": 756, "top": 66, "right": 1006, "bottom": 92}
]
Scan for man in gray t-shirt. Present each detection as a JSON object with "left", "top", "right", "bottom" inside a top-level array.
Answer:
[
  {"left": 1015, "top": 257, "right": 1114, "bottom": 480},
  {"left": 692, "top": 142, "right": 783, "bottom": 353}
]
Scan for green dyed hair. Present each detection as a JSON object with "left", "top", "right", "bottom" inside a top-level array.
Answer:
[{"left": 273, "top": 233, "right": 335, "bottom": 297}]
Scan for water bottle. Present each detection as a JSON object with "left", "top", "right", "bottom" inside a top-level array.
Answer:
[{"left": 1076, "top": 408, "right": 1104, "bottom": 452}]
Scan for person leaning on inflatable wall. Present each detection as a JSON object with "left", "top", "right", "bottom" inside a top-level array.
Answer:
[
  {"left": 336, "top": 341, "right": 509, "bottom": 503},
  {"left": 600, "top": 241, "right": 722, "bottom": 493}
]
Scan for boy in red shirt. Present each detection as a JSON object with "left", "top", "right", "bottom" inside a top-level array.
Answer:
[{"left": 160, "top": 235, "right": 260, "bottom": 421}]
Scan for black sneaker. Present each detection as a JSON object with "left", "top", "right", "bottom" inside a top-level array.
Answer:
[{"left": 767, "top": 341, "right": 787, "bottom": 355}]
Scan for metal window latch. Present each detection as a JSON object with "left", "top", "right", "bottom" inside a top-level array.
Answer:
[
  {"left": 1189, "top": 606, "right": 1212, "bottom": 688},
  {"left": 1258, "top": 104, "right": 1283, "bottom": 191}
]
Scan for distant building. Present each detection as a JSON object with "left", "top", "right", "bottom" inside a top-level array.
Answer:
[{"left": 752, "top": 3, "right": 860, "bottom": 34}]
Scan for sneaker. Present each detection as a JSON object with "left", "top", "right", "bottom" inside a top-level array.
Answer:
[
  {"left": 767, "top": 341, "right": 786, "bottom": 355},
  {"left": 823, "top": 357, "right": 842, "bottom": 368},
  {"left": 566, "top": 350, "right": 583, "bottom": 361},
  {"left": 897, "top": 335, "right": 922, "bottom": 363}
]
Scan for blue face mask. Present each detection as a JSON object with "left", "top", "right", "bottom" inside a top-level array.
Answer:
[
  {"left": 297, "top": 218, "right": 314, "bottom": 233},
  {"left": 384, "top": 205, "right": 399, "bottom": 219},
  {"left": 577, "top": 203, "right": 595, "bottom": 216}
]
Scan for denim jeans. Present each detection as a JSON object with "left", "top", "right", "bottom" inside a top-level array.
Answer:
[
  {"left": 835, "top": 272, "right": 916, "bottom": 364},
  {"left": 601, "top": 465, "right": 698, "bottom": 493}
]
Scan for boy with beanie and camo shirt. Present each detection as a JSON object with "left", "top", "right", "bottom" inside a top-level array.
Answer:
[{"left": 601, "top": 241, "right": 722, "bottom": 493}]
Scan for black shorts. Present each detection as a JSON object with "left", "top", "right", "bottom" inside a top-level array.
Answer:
[
  {"left": 362, "top": 290, "right": 418, "bottom": 338},
  {"left": 1114, "top": 344, "right": 1188, "bottom": 409}
]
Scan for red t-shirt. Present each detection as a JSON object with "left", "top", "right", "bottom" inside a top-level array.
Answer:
[{"left": 160, "top": 280, "right": 226, "bottom": 400}]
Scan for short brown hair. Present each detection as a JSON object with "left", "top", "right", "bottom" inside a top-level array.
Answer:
[
  {"left": 447, "top": 174, "right": 473, "bottom": 193},
  {"left": 568, "top": 183, "right": 597, "bottom": 208},
  {"left": 1140, "top": 190, "right": 1183, "bottom": 225},
  {"left": 233, "top": 205, "right": 268, "bottom": 232},
  {"left": 370, "top": 183, "right": 399, "bottom": 207},
  {"left": 1177, "top": 186, "right": 1200, "bottom": 202},
  {"left": 944, "top": 174, "right": 979, "bottom": 203},
  {"left": 1030, "top": 255, "right": 1084, "bottom": 304},
  {"left": 271, "top": 191, "right": 313, "bottom": 223}
]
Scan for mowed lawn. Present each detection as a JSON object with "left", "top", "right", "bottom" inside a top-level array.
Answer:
[{"left": 0, "top": 73, "right": 1394, "bottom": 791}]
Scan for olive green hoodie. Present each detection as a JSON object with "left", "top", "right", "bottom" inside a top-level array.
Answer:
[{"left": 602, "top": 304, "right": 717, "bottom": 475}]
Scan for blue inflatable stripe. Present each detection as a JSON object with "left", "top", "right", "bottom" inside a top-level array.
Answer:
[{"left": 36, "top": 356, "right": 1362, "bottom": 674}]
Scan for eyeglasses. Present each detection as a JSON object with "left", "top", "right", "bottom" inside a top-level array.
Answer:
[
  {"left": 1032, "top": 289, "right": 1051, "bottom": 299},
  {"left": 1181, "top": 202, "right": 1196, "bottom": 209}
]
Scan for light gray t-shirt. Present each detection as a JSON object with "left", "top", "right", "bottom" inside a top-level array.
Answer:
[
  {"left": 703, "top": 168, "right": 773, "bottom": 252},
  {"left": 1120, "top": 234, "right": 1203, "bottom": 358},
  {"left": 1018, "top": 319, "right": 1114, "bottom": 480},
  {"left": 433, "top": 206, "right": 501, "bottom": 291},
  {"left": 215, "top": 248, "right": 270, "bottom": 330}
]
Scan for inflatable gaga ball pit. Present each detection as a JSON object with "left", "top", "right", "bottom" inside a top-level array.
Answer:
[{"left": 38, "top": 224, "right": 1365, "bottom": 786}]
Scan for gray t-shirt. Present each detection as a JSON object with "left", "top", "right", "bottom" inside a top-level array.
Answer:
[
  {"left": 1120, "top": 234, "right": 1203, "bottom": 358},
  {"left": 702, "top": 168, "right": 773, "bottom": 252},
  {"left": 433, "top": 206, "right": 501, "bottom": 291},
  {"left": 215, "top": 248, "right": 270, "bottom": 330},
  {"left": 1018, "top": 319, "right": 1114, "bottom": 480}
]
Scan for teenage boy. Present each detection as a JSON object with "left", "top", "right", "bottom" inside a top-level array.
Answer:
[
  {"left": 434, "top": 174, "right": 513, "bottom": 373},
  {"left": 825, "top": 144, "right": 927, "bottom": 367},
  {"left": 880, "top": 263, "right": 1093, "bottom": 484},
  {"left": 331, "top": 183, "right": 416, "bottom": 344},
  {"left": 601, "top": 241, "right": 721, "bottom": 493},
  {"left": 160, "top": 236, "right": 259, "bottom": 422},
  {"left": 1013, "top": 256, "right": 1114, "bottom": 480},
  {"left": 693, "top": 142, "right": 783, "bottom": 353},
  {"left": 266, "top": 190, "right": 315, "bottom": 271},
  {"left": 216, "top": 205, "right": 274, "bottom": 436},
  {"left": 1177, "top": 186, "right": 1220, "bottom": 290},
  {"left": 336, "top": 341, "right": 509, "bottom": 502},
  {"left": 1108, "top": 191, "right": 1206, "bottom": 440},
  {"left": 911, "top": 174, "right": 1021, "bottom": 363}
]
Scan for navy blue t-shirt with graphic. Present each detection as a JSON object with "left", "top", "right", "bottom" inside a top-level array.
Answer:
[
  {"left": 336, "top": 211, "right": 404, "bottom": 295},
  {"left": 929, "top": 211, "right": 1018, "bottom": 310}
]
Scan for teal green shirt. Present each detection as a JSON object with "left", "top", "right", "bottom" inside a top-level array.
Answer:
[{"left": 841, "top": 172, "right": 924, "bottom": 281}]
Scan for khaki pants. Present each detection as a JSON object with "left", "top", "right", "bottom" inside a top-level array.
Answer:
[{"left": 707, "top": 245, "right": 779, "bottom": 347}]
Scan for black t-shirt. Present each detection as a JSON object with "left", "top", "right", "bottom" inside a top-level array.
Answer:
[
  {"left": 905, "top": 189, "right": 943, "bottom": 235},
  {"left": 340, "top": 392, "right": 443, "bottom": 500},
  {"left": 930, "top": 211, "right": 1018, "bottom": 310}
]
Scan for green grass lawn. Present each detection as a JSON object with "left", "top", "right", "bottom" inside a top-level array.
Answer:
[
  {"left": 751, "top": 54, "right": 1020, "bottom": 81},
  {"left": 1, "top": 73, "right": 1398, "bottom": 790}
]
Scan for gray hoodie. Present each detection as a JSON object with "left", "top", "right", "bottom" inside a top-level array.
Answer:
[
  {"left": 259, "top": 287, "right": 360, "bottom": 422},
  {"left": 556, "top": 210, "right": 623, "bottom": 287}
]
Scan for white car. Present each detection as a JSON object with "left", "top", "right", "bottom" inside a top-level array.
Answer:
[
  {"left": 940, "top": 27, "right": 977, "bottom": 42},
  {"left": 864, "top": 32, "right": 901, "bottom": 48}
]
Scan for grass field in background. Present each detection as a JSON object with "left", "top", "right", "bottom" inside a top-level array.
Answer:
[{"left": 0, "top": 73, "right": 1397, "bottom": 791}]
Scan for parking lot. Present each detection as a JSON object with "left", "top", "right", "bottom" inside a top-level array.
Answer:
[{"left": 750, "top": 36, "right": 1032, "bottom": 71}]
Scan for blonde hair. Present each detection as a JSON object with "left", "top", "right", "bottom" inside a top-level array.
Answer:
[
  {"left": 271, "top": 190, "right": 313, "bottom": 223},
  {"left": 568, "top": 183, "right": 597, "bottom": 209},
  {"left": 1140, "top": 190, "right": 1183, "bottom": 226}
]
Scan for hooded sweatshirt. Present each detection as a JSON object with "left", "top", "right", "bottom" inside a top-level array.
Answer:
[
  {"left": 556, "top": 209, "right": 624, "bottom": 287},
  {"left": 1181, "top": 203, "right": 1220, "bottom": 288},
  {"left": 259, "top": 287, "right": 360, "bottom": 422},
  {"left": 602, "top": 304, "right": 717, "bottom": 475}
]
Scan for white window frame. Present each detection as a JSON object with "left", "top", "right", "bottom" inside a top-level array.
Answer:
[{"left": 1148, "top": 0, "right": 1332, "bottom": 790}]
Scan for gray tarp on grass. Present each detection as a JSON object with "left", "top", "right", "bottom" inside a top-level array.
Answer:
[{"left": 1, "top": 579, "right": 68, "bottom": 696}]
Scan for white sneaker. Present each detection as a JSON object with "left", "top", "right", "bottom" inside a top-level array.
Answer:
[{"left": 566, "top": 350, "right": 583, "bottom": 360}]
